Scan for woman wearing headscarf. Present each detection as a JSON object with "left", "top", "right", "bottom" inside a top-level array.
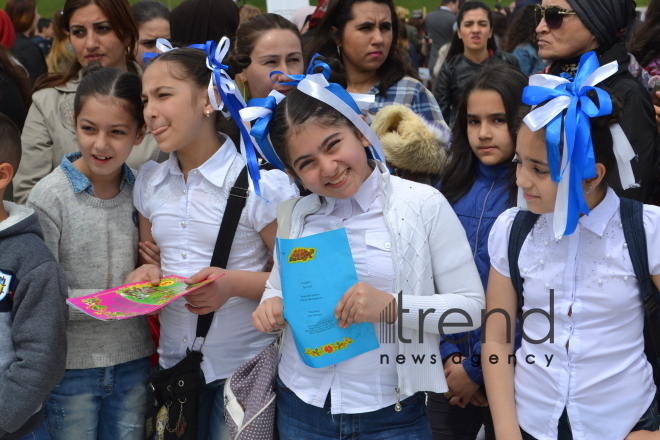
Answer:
[
  {"left": 169, "top": 0, "right": 238, "bottom": 46},
  {"left": 536, "top": 0, "right": 659, "bottom": 203}
]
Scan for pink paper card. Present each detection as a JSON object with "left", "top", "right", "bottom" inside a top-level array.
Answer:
[{"left": 67, "top": 275, "right": 222, "bottom": 320}]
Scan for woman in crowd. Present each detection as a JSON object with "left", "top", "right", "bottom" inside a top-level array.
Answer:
[
  {"left": 4, "top": 0, "right": 47, "bottom": 85},
  {"left": 305, "top": 0, "right": 444, "bottom": 124},
  {"left": 629, "top": 0, "right": 660, "bottom": 127},
  {"left": 238, "top": 5, "right": 262, "bottom": 26},
  {"left": 502, "top": 4, "right": 547, "bottom": 76},
  {"left": 228, "top": 13, "right": 304, "bottom": 101},
  {"left": 434, "top": 1, "right": 519, "bottom": 123},
  {"left": 131, "top": 0, "right": 170, "bottom": 71},
  {"left": 46, "top": 9, "right": 76, "bottom": 73},
  {"left": 535, "top": 0, "right": 657, "bottom": 203},
  {"left": 13, "top": 0, "right": 166, "bottom": 204}
]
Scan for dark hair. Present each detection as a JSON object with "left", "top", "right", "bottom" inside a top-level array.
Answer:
[
  {"left": 228, "top": 13, "right": 302, "bottom": 76},
  {"left": 0, "top": 43, "right": 30, "bottom": 104},
  {"left": 74, "top": 64, "right": 144, "bottom": 129},
  {"left": 37, "top": 17, "right": 51, "bottom": 33},
  {"left": 0, "top": 113, "right": 22, "bottom": 174},
  {"left": 501, "top": 4, "right": 537, "bottom": 53},
  {"left": 131, "top": 0, "right": 170, "bottom": 28},
  {"left": 491, "top": 11, "right": 508, "bottom": 44},
  {"left": 629, "top": 0, "right": 660, "bottom": 68},
  {"left": 169, "top": 0, "right": 238, "bottom": 47},
  {"left": 517, "top": 89, "right": 623, "bottom": 188},
  {"left": 268, "top": 89, "right": 361, "bottom": 171},
  {"left": 34, "top": 0, "right": 139, "bottom": 92},
  {"left": 148, "top": 48, "right": 240, "bottom": 144},
  {"left": 4, "top": 0, "right": 37, "bottom": 33},
  {"left": 440, "top": 64, "right": 527, "bottom": 205},
  {"left": 446, "top": 1, "right": 497, "bottom": 61},
  {"left": 305, "top": 0, "right": 419, "bottom": 96},
  {"left": 441, "top": 0, "right": 458, "bottom": 5}
]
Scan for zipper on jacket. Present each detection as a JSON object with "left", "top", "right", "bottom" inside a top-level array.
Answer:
[{"left": 473, "top": 179, "right": 496, "bottom": 259}]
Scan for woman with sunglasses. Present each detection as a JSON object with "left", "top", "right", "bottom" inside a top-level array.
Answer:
[
  {"left": 433, "top": 1, "right": 519, "bottom": 124},
  {"left": 535, "top": 0, "right": 659, "bottom": 204}
]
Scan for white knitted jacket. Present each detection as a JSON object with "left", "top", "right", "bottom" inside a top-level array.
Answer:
[{"left": 262, "top": 162, "right": 485, "bottom": 396}]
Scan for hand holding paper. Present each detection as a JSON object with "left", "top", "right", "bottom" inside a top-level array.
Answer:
[
  {"left": 335, "top": 281, "right": 397, "bottom": 328},
  {"left": 124, "top": 263, "right": 162, "bottom": 286},
  {"left": 184, "top": 267, "right": 233, "bottom": 315}
]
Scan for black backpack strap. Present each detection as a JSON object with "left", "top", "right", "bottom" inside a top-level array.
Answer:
[
  {"left": 195, "top": 167, "right": 249, "bottom": 340},
  {"left": 619, "top": 198, "right": 660, "bottom": 369},
  {"left": 508, "top": 210, "right": 540, "bottom": 309}
]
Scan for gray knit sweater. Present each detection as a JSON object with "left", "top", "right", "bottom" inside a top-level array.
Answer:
[{"left": 27, "top": 167, "right": 154, "bottom": 369}]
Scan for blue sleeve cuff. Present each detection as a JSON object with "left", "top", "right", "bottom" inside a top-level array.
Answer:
[
  {"left": 440, "top": 336, "right": 462, "bottom": 360},
  {"left": 462, "top": 357, "right": 484, "bottom": 386}
]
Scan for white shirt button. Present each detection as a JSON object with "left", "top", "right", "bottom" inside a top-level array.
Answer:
[
  {"left": 182, "top": 337, "right": 187, "bottom": 343},
  {"left": 181, "top": 252, "right": 187, "bottom": 258},
  {"left": 384, "top": 242, "right": 391, "bottom": 249},
  {"left": 606, "top": 254, "right": 611, "bottom": 259},
  {"left": 544, "top": 241, "right": 549, "bottom": 246},
  {"left": 624, "top": 276, "right": 629, "bottom": 281},
  {"left": 181, "top": 221, "right": 186, "bottom": 227},
  {"left": 598, "top": 279, "right": 603, "bottom": 284},
  {"left": 335, "top": 223, "right": 342, "bottom": 229},
  {"left": 523, "top": 268, "right": 528, "bottom": 273},
  {"left": 193, "top": 170, "right": 198, "bottom": 175},
  {"left": 183, "top": 189, "right": 187, "bottom": 194},
  {"left": 623, "top": 242, "right": 628, "bottom": 248},
  {"left": 545, "top": 283, "right": 550, "bottom": 289},
  {"left": 539, "top": 259, "right": 544, "bottom": 264}
]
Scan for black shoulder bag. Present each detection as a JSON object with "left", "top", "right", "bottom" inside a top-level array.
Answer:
[{"left": 147, "top": 167, "right": 249, "bottom": 440}]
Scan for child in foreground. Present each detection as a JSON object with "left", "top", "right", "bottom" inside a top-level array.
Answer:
[
  {"left": 482, "top": 54, "right": 660, "bottom": 440},
  {"left": 249, "top": 62, "right": 485, "bottom": 439},
  {"left": 0, "top": 114, "right": 69, "bottom": 440},
  {"left": 27, "top": 66, "right": 155, "bottom": 440}
]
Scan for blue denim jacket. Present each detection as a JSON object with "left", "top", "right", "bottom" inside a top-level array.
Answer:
[{"left": 60, "top": 152, "right": 135, "bottom": 196}]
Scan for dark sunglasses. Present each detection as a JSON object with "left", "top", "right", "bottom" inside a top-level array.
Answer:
[{"left": 534, "top": 5, "right": 578, "bottom": 30}]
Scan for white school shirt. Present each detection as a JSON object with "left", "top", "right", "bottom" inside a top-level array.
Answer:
[
  {"left": 489, "top": 188, "right": 660, "bottom": 440},
  {"left": 133, "top": 135, "right": 299, "bottom": 381},
  {"left": 278, "top": 164, "right": 403, "bottom": 414}
]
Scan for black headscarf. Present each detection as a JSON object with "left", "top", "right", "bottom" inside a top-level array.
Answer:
[
  {"left": 169, "top": 0, "right": 239, "bottom": 47},
  {"left": 566, "top": 0, "right": 636, "bottom": 47}
]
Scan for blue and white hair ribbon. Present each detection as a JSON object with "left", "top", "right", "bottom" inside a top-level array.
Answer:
[
  {"left": 196, "top": 38, "right": 264, "bottom": 196},
  {"left": 142, "top": 38, "right": 178, "bottom": 64},
  {"left": 522, "top": 51, "right": 638, "bottom": 239},
  {"left": 239, "top": 53, "right": 385, "bottom": 170},
  {"left": 239, "top": 90, "right": 287, "bottom": 171}
]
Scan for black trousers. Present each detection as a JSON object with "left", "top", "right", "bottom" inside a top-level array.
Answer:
[{"left": 426, "top": 392, "right": 495, "bottom": 440}]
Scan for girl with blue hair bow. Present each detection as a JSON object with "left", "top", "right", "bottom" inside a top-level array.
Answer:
[
  {"left": 482, "top": 52, "right": 660, "bottom": 440},
  {"left": 249, "top": 59, "right": 485, "bottom": 439},
  {"left": 133, "top": 41, "right": 298, "bottom": 440}
]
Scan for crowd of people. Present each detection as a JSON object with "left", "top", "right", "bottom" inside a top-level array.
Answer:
[{"left": 0, "top": 0, "right": 660, "bottom": 439}]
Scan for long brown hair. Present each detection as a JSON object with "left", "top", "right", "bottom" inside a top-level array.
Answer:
[
  {"left": 501, "top": 4, "right": 538, "bottom": 53},
  {"left": 629, "top": 0, "right": 660, "bottom": 68},
  {"left": 34, "top": 0, "right": 139, "bottom": 92},
  {"left": 305, "top": 0, "right": 419, "bottom": 96}
]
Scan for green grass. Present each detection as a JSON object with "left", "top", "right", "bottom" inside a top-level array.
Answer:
[{"left": 2, "top": 0, "right": 650, "bottom": 32}]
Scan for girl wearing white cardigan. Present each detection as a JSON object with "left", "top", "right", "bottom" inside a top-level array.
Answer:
[{"left": 248, "top": 69, "right": 485, "bottom": 439}]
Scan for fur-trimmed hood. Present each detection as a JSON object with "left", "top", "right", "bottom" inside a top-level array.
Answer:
[{"left": 371, "top": 105, "right": 451, "bottom": 175}]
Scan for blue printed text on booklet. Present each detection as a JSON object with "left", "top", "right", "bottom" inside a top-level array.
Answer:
[{"left": 276, "top": 228, "right": 380, "bottom": 368}]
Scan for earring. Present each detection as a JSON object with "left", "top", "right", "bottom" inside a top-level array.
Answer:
[
  {"left": 585, "top": 185, "right": 593, "bottom": 194},
  {"left": 125, "top": 46, "right": 130, "bottom": 56},
  {"left": 242, "top": 83, "right": 248, "bottom": 103},
  {"left": 205, "top": 110, "right": 211, "bottom": 118},
  {"left": 336, "top": 45, "right": 341, "bottom": 56}
]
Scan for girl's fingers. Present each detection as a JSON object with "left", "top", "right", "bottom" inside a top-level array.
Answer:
[
  {"left": 334, "top": 286, "right": 353, "bottom": 319},
  {"left": 338, "top": 293, "right": 357, "bottom": 328}
]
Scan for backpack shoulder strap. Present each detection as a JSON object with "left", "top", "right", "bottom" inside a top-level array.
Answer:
[
  {"left": 619, "top": 198, "right": 660, "bottom": 359},
  {"left": 276, "top": 197, "right": 303, "bottom": 240},
  {"left": 508, "top": 210, "right": 540, "bottom": 309}
]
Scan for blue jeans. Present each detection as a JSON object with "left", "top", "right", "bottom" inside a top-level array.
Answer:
[
  {"left": 45, "top": 357, "right": 150, "bottom": 440},
  {"left": 17, "top": 419, "right": 50, "bottom": 440},
  {"left": 197, "top": 370, "right": 229, "bottom": 440},
  {"left": 276, "top": 377, "right": 432, "bottom": 439},
  {"left": 520, "top": 398, "right": 660, "bottom": 439}
]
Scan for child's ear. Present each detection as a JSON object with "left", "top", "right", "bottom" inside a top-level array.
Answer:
[
  {"left": 583, "top": 163, "right": 607, "bottom": 190},
  {"left": 203, "top": 85, "right": 221, "bottom": 118},
  {"left": 134, "top": 124, "right": 147, "bottom": 146},
  {"left": 0, "top": 163, "right": 14, "bottom": 190}
]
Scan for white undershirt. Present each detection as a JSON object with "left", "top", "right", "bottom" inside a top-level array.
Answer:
[
  {"left": 489, "top": 188, "right": 660, "bottom": 440},
  {"left": 278, "top": 164, "right": 404, "bottom": 414}
]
